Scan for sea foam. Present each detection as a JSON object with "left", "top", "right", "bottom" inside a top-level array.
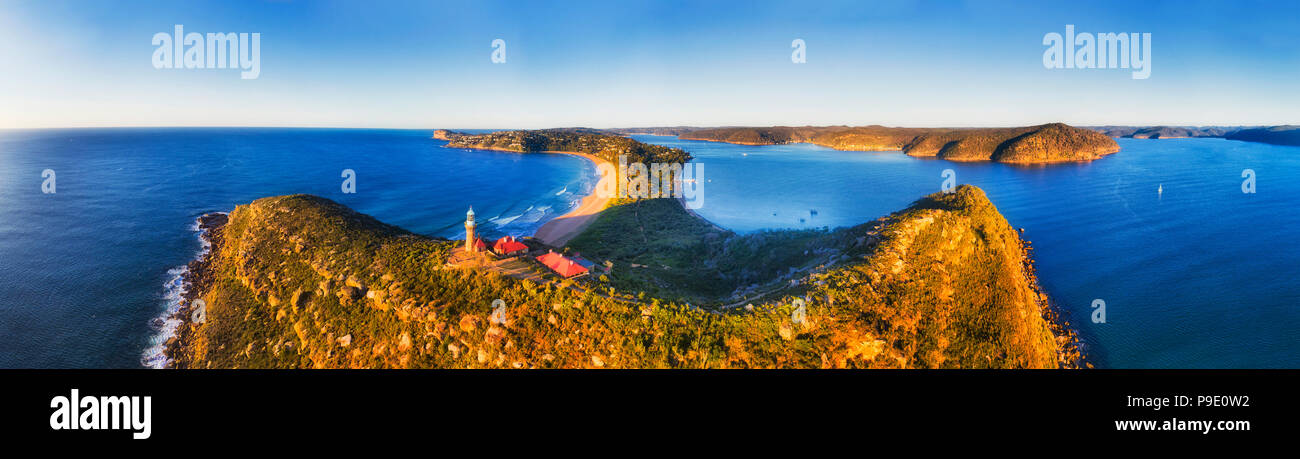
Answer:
[{"left": 140, "top": 212, "right": 225, "bottom": 369}]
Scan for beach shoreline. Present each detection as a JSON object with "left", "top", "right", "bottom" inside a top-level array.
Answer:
[
  {"left": 437, "top": 142, "right": 615, "bottom": 246},
  {"left": 530, "top": 151, "right": 613, "bottom": 247}
]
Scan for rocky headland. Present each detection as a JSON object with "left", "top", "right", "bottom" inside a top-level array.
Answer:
[{"left": 164, "top": 186, "right": 1083, "bottom": 369}]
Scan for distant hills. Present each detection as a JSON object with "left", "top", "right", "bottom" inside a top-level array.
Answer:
[
  {"left": 651, "top": 123, "right": 1119, "bottom": 164},
  {"left": 1225, "top": 126, "right": 1300, "bottom": 146},
  {"left": 1087, "top": 126, "right": 1231, "bottom": 139},
  {"left": 1086, "top": 125, "right": 1300, "bottom": 146},
  {"left": 607, "top": 126, "right": 699, "bottom": 136},
  {"left": 608, "top": 123, "right": 1300, "bottom": 157},
  {"left": 434, "top": 123, "right": 1300, "bottom": 169}
]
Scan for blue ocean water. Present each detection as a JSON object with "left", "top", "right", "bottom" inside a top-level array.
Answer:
[
  {"left": 633, "top": 135, "right": 1300, "bottom": 368},
  {"left": 0, "top": 129, "right": 1295, "bottom": 368},
  {"left": 0, "top": 128, "right": 596, "bottom": 368}
]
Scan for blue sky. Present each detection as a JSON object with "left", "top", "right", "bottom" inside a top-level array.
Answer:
[{"left": 2, "top": 0, "right": 1297, "bottom": 128}]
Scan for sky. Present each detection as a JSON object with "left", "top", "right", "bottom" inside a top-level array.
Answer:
[{"left": 1, "top": 0, "right": 1298, "bottom": 129}]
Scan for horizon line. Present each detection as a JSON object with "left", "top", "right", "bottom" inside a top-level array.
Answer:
[{"left": 3, "top": 122, "right": 1296, "bottom": 131}]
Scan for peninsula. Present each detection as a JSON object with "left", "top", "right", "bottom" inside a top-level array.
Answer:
[
  {"left": 433, "top": 129, "right": 693, "bottom": 245},
  {"left": 434, "top": 128, "right": 692, "bottom": 165},
  {"left": 164, "top": 185, "right": 1083, "bottom": 369}
]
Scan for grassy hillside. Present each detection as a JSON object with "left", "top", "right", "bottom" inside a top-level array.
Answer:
[
  {"left": 574, "top": 187, "right": 1078, "bottom": 367},
  {"left": 566, "top": 198, "right": 860, "bottom": 306},
  {"left": 801, "top": 187, "right": 1073, "bottom": 367},
  {"left": 168, "top": 187, "right": 1078, "bottom": 369}
]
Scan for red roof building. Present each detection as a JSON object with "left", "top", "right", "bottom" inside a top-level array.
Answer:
[
  {"left": 493, "top": 236, "right": 529, "bottom": 256},
  {"left": 536, "top": 251, "right": 589, "bottom": 278},
  {"left": 471, "top": 237, "right": 488, "bottom": 252}
]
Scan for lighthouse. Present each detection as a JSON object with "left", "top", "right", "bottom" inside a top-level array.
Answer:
[{"left": 464, "top": 206, "right": 476, "bottom": 252}]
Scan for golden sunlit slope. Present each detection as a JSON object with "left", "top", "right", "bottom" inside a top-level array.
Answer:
[
  {"left": 168, "top": 186, "right": 1077, "bottom": 369},
  {"left": 680, "top": 123, "right": 1119, "bottom": 163}
]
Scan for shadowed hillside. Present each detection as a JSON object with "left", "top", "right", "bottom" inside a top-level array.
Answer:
[
  {"left": 1226, "top": 126, "right": 1300, "bottom": 146},
  {"left": 1087, "top": 125, "right": 1300, "bottom": 147}
]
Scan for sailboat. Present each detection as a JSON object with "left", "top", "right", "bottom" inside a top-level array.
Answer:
[{"left": 1158, "top": 184, "right": 1163, "bottom": 196}]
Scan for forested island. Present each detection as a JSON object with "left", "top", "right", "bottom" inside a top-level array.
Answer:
[
  {"left": 434, "top": 128, "right": 692, "bottom": 165},
  {"left": 675, "top": 123, "right": 1119, "bottom": 163},
  {"left": 164, "top": 185, "right": 1082, "bottom": 369}
]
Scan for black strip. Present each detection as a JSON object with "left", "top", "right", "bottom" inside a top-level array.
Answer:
[{"left": 5, "top": 370, "right": 1293, "bottom": 446}]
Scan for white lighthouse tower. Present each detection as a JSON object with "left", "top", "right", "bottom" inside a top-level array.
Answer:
[{"left": 464, "top": 206, "right": 476, "bottom": 252}]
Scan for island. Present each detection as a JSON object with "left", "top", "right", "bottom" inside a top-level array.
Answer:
[
  {"left": 675, "top": 123, "right": 1120, "bottom": 163},
  {"left": 433, "top": 128, "right": 692, "bottom": 165},
  {"left": 163, "top": 184, "right": 1084, "bottom": 369}
]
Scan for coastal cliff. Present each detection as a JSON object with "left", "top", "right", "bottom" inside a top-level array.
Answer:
[
  {"left": 680, "top": 123, "right": 1119, "bottom": 163},
  {"left": 166, "top": 186, "right": 1080, "bottom": 369}
]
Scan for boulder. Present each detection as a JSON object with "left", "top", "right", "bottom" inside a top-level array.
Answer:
[
  {"left": 397, "top": 332, "right": 412, "bottom": 352},
  {"left": 458, "top": 314, "right": 479, "bottom": 332}
]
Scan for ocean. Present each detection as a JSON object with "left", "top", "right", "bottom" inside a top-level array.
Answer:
[
  {"left": 0, "top": 128, "right": 596, "bottom": 368},
  {"left": 634, "top": 135, "right": 1300, "bottom": 368},
  {"left": 0, "top": 128, "right": 1294, "bottom": 368}
]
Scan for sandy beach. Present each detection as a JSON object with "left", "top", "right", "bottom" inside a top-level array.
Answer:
[{"left": 532, "top": 151, "right": 614, "bottom": 246}]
